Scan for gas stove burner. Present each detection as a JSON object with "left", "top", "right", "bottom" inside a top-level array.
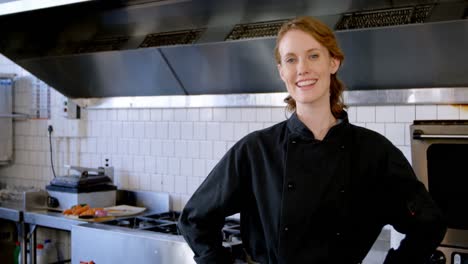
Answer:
[
  {"left": 96, "top": 211, "right": 245, "bottom": 262},
  {"left": 222, "top": 218, "right": 241, "bottom": 243},
  {"left": 107, "top": 217, "right": 141, "bottom": 228},
  {"left": 223, "top": 219, "right": 240, "bottom": 229},
  {"left": 144, "top": 223, "right": 180, "bottom": 235},
  {"left": 138, "top": 220, "right": 155, "bottom": 229},
  {"left": 118, "top": 220, "right": 131, "bottom": 227},
  {"left": 145, "top": 211, "right": 181, "bottom": 222},
  {"left": 99, "top": 211, "right": 242, "bottom": 243},
  {"left": 104, "top": 217, "right": 163, "bottom": 229}
]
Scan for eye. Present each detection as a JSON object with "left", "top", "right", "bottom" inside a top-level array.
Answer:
[
  {"left": 285, "top": 57, "right": 296, "bottom": 64},
  {"left": 309, "top": 54, "right": 319, "bottom": 60}
]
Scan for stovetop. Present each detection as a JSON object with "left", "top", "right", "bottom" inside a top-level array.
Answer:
[
  {"left": 98, "top": 211, "right": 245, "bottom": 262},
  {"left": 100, "top": 211, "right": 242, "bottom": 243},
  {"left": 101, "top": 211, "right": 181, "bottom": 234}
]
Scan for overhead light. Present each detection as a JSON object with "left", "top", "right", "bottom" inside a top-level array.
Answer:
[{"left": 0, "top": 0, "right": 93, "bottom": 16}]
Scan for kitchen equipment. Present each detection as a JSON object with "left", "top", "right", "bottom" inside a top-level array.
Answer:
[
  {"left": 411, "top": 120, "right": 468, "bottom": 263},
  {"left": 46, "top": 165, "right": 116, "bottom": 210},
  {"left": 72, "top": 211, "right": 245, "bottom": 264},
  {"left": 0, "top": 76, "right": 13, "bottom": 165},
  {"left": 1, "top": 1, "right": 468, "bottom": 104}
]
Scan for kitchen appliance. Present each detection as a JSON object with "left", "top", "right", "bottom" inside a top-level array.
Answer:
[
  {"left": 0, "top": 76, "right": 13, "bottom": 165},
  {"left": 46, "top": 165, "right": 116, "bottom": 210},
  {"left": 411, "top": 120, "right": 468, "bottom": 264},
  {"left": 72, "top": 211, "right": 245, "bottom": 264}
]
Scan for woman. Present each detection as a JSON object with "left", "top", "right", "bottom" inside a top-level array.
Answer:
[{"left": 178, "top": 16, "right": 446, "bottom": 264}]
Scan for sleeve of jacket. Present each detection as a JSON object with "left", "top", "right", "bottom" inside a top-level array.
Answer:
[
  {"left": 381, "top": 142, "right": 447, "bottom": 264},
  {"left": 177, "top": 140, "right": 246, "bottom": 264}
]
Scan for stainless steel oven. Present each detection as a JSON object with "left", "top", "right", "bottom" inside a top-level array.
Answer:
[{"left": 411, "top": 120, "right": 468, "bottom": 264}]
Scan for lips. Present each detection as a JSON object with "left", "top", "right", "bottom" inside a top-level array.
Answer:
[{"left": 296, "top": 79, "right": 317, "bottom": 88}]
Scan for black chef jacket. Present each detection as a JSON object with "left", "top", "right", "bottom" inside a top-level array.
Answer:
[{"left": 178, "top": 111, "right": 446, "bottom": 264}]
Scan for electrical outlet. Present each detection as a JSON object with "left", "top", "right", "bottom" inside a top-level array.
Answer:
[
  {"left": 47, "top": 119, "right": 85, "bottom": 137},
  {"left": 47, "top": 120, "right": 65, "bottom": 137},
  {"left": 62, "top": 98, "right": 80, "bottom": 119}
]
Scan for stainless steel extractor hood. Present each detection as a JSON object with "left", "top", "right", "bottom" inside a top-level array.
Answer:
[{"left": 0, "top": 0, "right": 467, "bottom": 107}]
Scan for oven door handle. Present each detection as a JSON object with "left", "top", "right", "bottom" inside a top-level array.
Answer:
[{"left": 413, "top": 131, "right": 468, "bottom": 139}]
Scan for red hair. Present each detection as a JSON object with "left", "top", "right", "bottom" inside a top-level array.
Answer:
[{"left": 275, "top": 16, "right": 346, "bottom": 117}]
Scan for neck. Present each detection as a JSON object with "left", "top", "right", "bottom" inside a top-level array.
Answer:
[{"left": 296, "top": 103, "right": 336, "bottom": 141}]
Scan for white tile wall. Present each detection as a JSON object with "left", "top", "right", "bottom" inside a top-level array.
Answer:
[
  {"left": 437, "top": 105, "right": 459, "bottom": 119},
  {"left": 460, "top": 106, "right": 468, "bottom": 119},
  {"left": 376, "top": 106, "right": 395, "bottom": 123},
  {"left": 395, "top": 105, "right": 415, "bottom": 122},
  {"left": 150, "top": 109, "right": 162, "bottom": 121},
  {"left": 356, "top": 106, "right": 376, "bottom": 123},
  {"left": 213, "top": 108, "right": 226, "bottom": 121},
  {"left": 241, "top": 108, "right": 256, "bottom": 122},
  {"left": 415, "top": 105, "right": 437, "bottom": 120},
  {"left": 385, "top": 123, "right": 406, "bottom": 146},
  {"left": 365, "top": 123, "right": 385, "bottom": 135},
  {"left": 199, "top": 108, "right": 213, "bottom": 121},
  {"left": 227, "top": 108, "right": 242, "bottom": 122}
]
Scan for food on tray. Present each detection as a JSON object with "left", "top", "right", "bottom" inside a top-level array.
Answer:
[{"left": 62, "top": 204, "right": 104, "bottom": 217}]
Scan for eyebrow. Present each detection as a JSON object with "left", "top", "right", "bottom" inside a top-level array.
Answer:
[{"left": 283, "top": 48, "right": 321, "bottom": 58}]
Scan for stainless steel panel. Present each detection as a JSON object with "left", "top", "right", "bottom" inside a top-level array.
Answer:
[
  {"left": 1, "top": 0, "right": 466, "bottom": 99},
  {"left": 116, "top": 189, "right": 170, "bottom": 212},
  {"left": 18, "top": 48, "right": 186, "bottom": 98},
  {"left": 437, "top": 246, "right": 468, "bottom": 264},
  {"left": 0, "top": 201, "right": 23, "bottom": 222},
  {"left": 75, "top": 92, "right": 287, "bottom": 108},
  {"left": 161, "top": 38, "right": 281, "bottom": 95},
  {"left": 23, "top": 211, "right": 82, "bottom": 231},
  {"left": 343, "top": 87, "right": 468, "bottom": 105},
  {"left": 337, "top": 20, "right": 468, "bottom": 90},
  {"left": 72, "top": 224, "right": 196, "bottom": 264},
  {"left": 74, "top": 87, "right": 468, "bottom": 109},
  {"left": 0, "top": 77, "right": 13, "bottom": 165}
]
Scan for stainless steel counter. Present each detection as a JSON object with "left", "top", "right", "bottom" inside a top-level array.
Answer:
[
  {"left": 0, "top": 200, "right": 23, "bottom": 222},
  {"left": 23, "top": 210, "right": 82, "bottom": 231},
  {"left": 72, "top": 223, "right": 195, "bottom": 264},
  {"left": 0, "top": 189, "right": 171, "bottom": 264}
]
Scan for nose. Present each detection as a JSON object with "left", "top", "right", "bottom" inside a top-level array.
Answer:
[{"left": 297, "top": 58, "right": 310, "bottom": 76}]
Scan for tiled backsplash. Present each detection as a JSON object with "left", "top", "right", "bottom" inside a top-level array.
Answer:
[{"left": 1, "top": 54, "right": 468, "bottom": 212}]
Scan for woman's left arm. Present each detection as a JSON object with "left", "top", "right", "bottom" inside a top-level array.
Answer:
[{"left": 382, "top": 144, "right": 447, "bottom": 264}]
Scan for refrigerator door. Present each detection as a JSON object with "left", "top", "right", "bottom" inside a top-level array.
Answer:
[{"left": 0, "top": 77, "right": 13, "bottom": 165}]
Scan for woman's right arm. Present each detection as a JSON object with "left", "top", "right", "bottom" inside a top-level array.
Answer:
[{"left": 178, "top": 143, "right": 245, "bottom": 264}]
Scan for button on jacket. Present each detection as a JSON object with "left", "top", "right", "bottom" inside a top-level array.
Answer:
[{"left": 178, "top": 112, "right": 446, "bottom": 264}]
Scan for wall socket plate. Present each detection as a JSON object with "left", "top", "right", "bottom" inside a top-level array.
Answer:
[
  {"left": 47, "top": 119, "right": 86, "bottom": 138},
  {"left": 62, "top": 98, "right": 80, "bottom": 119}
]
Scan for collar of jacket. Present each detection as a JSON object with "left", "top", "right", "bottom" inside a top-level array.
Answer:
[{"left": 286, "top": 110, "right": 350, "bottom": 142}]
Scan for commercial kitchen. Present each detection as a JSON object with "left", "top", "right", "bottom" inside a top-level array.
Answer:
[{"left": 0, "top": 0, "right": 467, "bottom": 263}]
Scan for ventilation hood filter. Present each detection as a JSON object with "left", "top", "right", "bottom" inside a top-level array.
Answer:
[
  {"left": 336, "top": 5, "right": 434, "bottom": 30},
  {"left": 225, "top": 19, "right": 288, "bottom": 41},
  {"left": 140, "top": 29, "right": 205, "bottom": 48}
]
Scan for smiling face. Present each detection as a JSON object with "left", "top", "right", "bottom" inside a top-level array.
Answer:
[{"left": 277, "top": 29, "right": 340, "bottom": 111}]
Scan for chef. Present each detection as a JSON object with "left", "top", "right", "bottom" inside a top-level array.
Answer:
[{"left": 178, "top": 16, "right": 446, "bottom": 264}]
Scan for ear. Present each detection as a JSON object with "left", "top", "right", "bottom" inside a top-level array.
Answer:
[
  {"left": 330, "top": 57, "right": 340, "bottom": 74},
  {"left": 277, "top": 63, "right": 286, "bottom": 83}
]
